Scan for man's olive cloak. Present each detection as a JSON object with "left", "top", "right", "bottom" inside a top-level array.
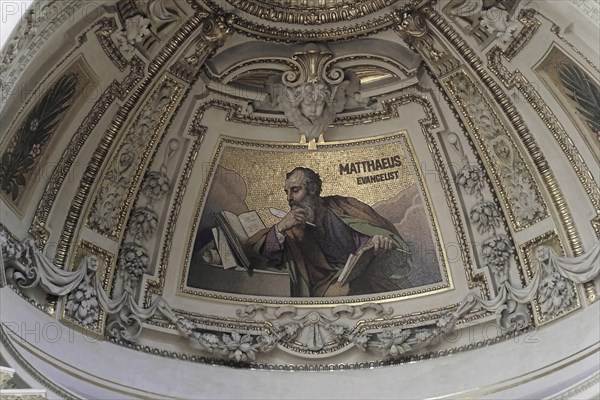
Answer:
[{"left": 246, "top": 196, "right": 412, "bottom": 297}]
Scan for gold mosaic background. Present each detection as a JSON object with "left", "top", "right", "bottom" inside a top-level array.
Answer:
[{"left": 218, "top": 136, "right": 415, "bottom": 228}]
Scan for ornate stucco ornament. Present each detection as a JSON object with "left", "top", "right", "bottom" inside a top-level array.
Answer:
[
  {"left": 480, "top": 6, "right": 522, "bottom": 45},
  {"left": 394, "top": 11, "right": 460, "bottom": 76},
  {"left": 446, "top": 0, "right": 524, "bottom": 47},
  {"left": 2, "top": 228, "right": 599, "bottom": 360},
  {"left": 172, "top": 303, "right": 464, "bottom": 359},
  {"left": 395, "top": 12, "right": 442, "bottom": 61},
  {"left": 257, "top": 43, "right": 373, "bottom": 148},
  {"left": 113, "top": 14, "right": 152, "bottom": 57},
  {"left": 170, "top": 14, "right": 232, "bottom": 83}
]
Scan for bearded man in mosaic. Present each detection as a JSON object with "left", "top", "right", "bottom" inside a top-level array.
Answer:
[{"left": 246, "top": 167, "right": 412, "bottom": 296}]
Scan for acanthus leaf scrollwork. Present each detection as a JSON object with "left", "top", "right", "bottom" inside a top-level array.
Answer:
[
  {"left": 253, "top": 43, "right": 375, "bottom": 146},
  {"left": 444, "top": 0, "right": 525, "bottom": 48},
  {"left": 169, "top": 15, "right": 232, "bottom": 83},
  {"left": 170, "top": 303, "right": 467, "bottom": 359}
]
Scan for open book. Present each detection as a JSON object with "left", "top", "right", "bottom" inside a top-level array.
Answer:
[
  {"left": 213, "top": 210, "right": 266, "bottom": 270},
  {"left": 338, "top": 244, "right": 412, "bottom": 285},
  {"left": 337, "top": 244, "right": 376, "bottom": 285}
]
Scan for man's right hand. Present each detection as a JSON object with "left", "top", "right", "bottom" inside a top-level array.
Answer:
[{"left": 276, "top": 207, "right": 307, "bottom": 233}]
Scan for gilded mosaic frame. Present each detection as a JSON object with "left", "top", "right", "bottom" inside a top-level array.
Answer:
[
  {"left": 176, "top": 131, "right": 452, "bottom": 305},
  {"left": 141, "top": 93, "right": 484, "bottom": 308}
]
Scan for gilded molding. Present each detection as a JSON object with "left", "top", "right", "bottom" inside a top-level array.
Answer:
[
  {"left": 86, "top": 75, "right": 184, "bottom": 240},
  {"left": 502, "top": 8, "right": 541, "bottom": 61},
  {"left": 487, "top": 45, "right": 600, "bottom": 218},
  {"left": 585, "top": 213, "right": 599, "bottom": 303},
  {"left": 394, "top": 11, "right": 461, "bottom": 77},
  {"left": 545, "top": 22, "right": 600, "bottom": 76},
  {"left": 229, "top": 15, "right": 395, "bottom": 42},
  {"left": 169, "top": 15, "right": 232, "bottom": 83},
  {"left": 142, "top": 95, "right": 473, "bottom": 307},
  {"left": 593, "top": 216, "right": 600, "bottom": 238},
  {"left": 211, "top": 0, "right": 400, "bottom": 25},
  {"left": 144, "top": 121, "right": 206, "bottom": 306},
  {"left": 95, "top": 18, "right": 129, "bottom": 71},
  {"left": 443, "top": 70, "right": 548, "bottom": 232},
  {"left": 29, "top": 57, "right": 145, "bottom": 246},
  {"left": 332, "top": 54, "right": 417, "bottom": 78},
  {"left": 423, "top": 6, "right": 584, "bottom": 257},
  {"left": 54, "top": 12, "right": 211, "bottom": 267},
  {"left": 355, "top": 304, "right": 453, "bottom": 332},
  {"left": 206, "top": 59, "right": 297, "bottom": 83},
  {"left": 191, "top": 0, "right": 403, "bottom": 42},
  {"left": 584, "top": 282, "right": 598, "bottom": 304}
]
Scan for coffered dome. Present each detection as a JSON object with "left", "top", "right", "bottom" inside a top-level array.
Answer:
[{"left": 0, "top": 0, "right": 598, "bottom": 398}]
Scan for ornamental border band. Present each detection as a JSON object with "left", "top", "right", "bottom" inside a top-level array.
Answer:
[{"left": 245, "top": 166, "right": 413, "bottom": 297}]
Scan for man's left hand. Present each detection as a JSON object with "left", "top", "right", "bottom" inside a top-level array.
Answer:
[{"left": 370, "top": 235, "right": 393, "bottom": 255}]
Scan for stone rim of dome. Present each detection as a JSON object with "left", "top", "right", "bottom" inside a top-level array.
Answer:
[{"left": 193, "top": 0, "right": 425, "bottom": 42}]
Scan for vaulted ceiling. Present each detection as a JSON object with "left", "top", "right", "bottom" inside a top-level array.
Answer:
[{"left": 0, "top": 1, "right": 598, "bottom": 398}]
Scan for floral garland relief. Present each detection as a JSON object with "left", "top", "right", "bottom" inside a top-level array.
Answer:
[
  {"left": 64, "top": 254, "right": 103, "bottom": 329},
  {"left": 117, "top": 139, "right": 179, "bottom": 294},
  {"left": 87, "top": 79, "right": 180, "bottom": 238},
  {"left": 522, "top": 235, "right": 580, "bottom": 324},
  {"left": 536, "top": 247, "right": 577, "bottom": 320},
  {"left": 2, "top": 226, "right": 598, "bottom": 363},
  {"left": 172, "top": 304, "right": 461, "bottom": 362},
  {"left": 448, "top": 72, "right": 547, "bottom": 229},
  {"left": 449, "top": 133, "right": 517, "bottom": 287}
]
